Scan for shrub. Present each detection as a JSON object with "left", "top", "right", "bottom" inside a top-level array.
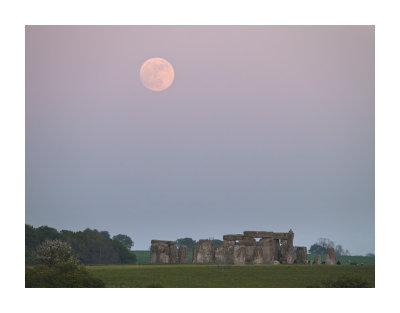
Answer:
[
  {"left": 25, "top": 263, "right": 105, "bottom": 288},
  {"left": 35, "top": 240, "right": 78, "bottom": 266}
]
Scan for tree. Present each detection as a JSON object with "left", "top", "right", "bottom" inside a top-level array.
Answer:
[
  {"left": 112, "top": 234, "right": 134, "bottom": 250},
  {"left": 366, "top": 252, "right": 375, "bottom": 257},
  {"left": 100, "top": 231, "right": 111, "bottom": 239},
  {"left": 36, "top": 226, "right": 62, "bottom": 243},
  {"left": 26, "top": 224, "right": 40, "bottom": 264},
  {"left": 26, "top": 225, "right": 137, "bottom": 265},
  {"left": 309, "top": 243, "right": 327, "bottom": 255},
  {"left": 112, "top": 240, "right": 136, "bottom": 264},
  {"left": 35, "top": 239, "right": 79, "bottom": 266},
  {"left": 209, "top": 238, "right": 223, "bottom": 246},
  {"left": 309, "top": 238, "right": 350, "bottom": 256},
  {"left": 317, "top": 238, "right": 335, "bottom": 249},
  {"left": 176, "top": 238, "right": 197, "bottom": 250},
  {"left": 335, "top": 244, "right": 344, "bottom": 256}
]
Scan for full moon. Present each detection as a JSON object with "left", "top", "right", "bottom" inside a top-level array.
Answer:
[{"left": 140, "top": 57, "right": 175, "bottom": 92}]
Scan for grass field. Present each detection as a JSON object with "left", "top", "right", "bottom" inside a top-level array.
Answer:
[
  {"left": 132, "top": 250, "right": 375, "bottom": 265},
  {"left": 87, "top": 264, "right": 374, "bottom": 288}
]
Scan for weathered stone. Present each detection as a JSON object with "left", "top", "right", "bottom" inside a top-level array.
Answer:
[
  {"left": 313, "top": 255, "right": 321, "bottom": 264},
  {"left": 169, "top": 243, "right": 178, "bottom": 264},
  {"left": 157, "top": 244, "right": 170, "bottom": 264},
  {"left": 286, "top": 246, "right": 294, "bottom": 264},
  {"left": 296, "top": 246, "right": 308, "bottom": 264},
  {"left": 325, "top": 247, "right": 337, "bottom": 265},
  {"left": 252, "top": 246, "right": 263, "bottom": 264},
  {"left": 150, "top": 240, "right": 171, "bottom": 264},
  {"left": 243, "top": 231, "right": 274, "bottom": 238},
  {"left": 261, "top": 238, "right": 275, "bottom": 264},
  {"left": 233, "top": 245, "right": 246, "bottom": 264},
  {"left": 273, "top": 260, "right": 280, "bottom": 265},
  {"left": 279, "top": 234, "right": 295, "bottom": 264},
  {"left": 258, "top": 238, "right": 273, "bottom": 246},
  {"left": 150, "top": 244, "right": 158, "bottom": 264},
  {"left": 192, "top": 246, "right": 197, "bottom": 264},
  {"left": 274, "top": 239, "right": 280, "bottom": 261},
  {"left": 224, "top": 245, "right": 235, "bottom": 264},
  {"left": 223, "top": 234, "right": 244, "bottom": 241},
  {"left": 151, "top": 239, "right": 175, "bottom": 245},
  {"left": 245, "top": 246, "right": 256, "bottom": 264},
  {"left": 178, "top": 245, "right": 188, "bottom": 263},
  {"left": 271, "top": 232, "right": 289, "bottom": 240},
  {"left": 193, "top": 239, "right": 213, "bottom": 264},
  {"left": 280, "top": 242, "right": 287, "bottom": 263},
  {"left": 223, "top": 240, "right": 235, "bottom": 246},
  {"left": 213, "top": 245, "right": 226, "bottom": 264},
  {"left": 238, "top": 238, "right": 256, "bottom": 246}
]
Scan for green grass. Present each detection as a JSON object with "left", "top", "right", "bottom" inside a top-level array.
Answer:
[
  {"left": 132, "top": 250, "right": 374, "bottom": 265},
  {"left": 86, "top": 264, "right": 374, "bottom": 288}
]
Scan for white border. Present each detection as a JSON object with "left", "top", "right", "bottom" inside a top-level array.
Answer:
[{"left": 1, "top": 0, "right": 399, "bottom": 312}]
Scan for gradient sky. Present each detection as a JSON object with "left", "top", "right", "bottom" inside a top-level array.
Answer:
[{"left": 26, "top": 26, "right": 374, "bottom": 254}]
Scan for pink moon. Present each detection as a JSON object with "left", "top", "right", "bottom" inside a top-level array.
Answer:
[{"left": 140, "top": 57, "right": 175, "bottom": 92}]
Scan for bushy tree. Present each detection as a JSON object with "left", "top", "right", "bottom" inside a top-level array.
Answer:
[
  {"left": 112, "top": 234, "right": 134, "bottom": 250},
  {"left": 309, "top": 238, "right": 350, "bottom": 256},
  {"left": 35, "top": 239, "right": 79, "bottom": 266},
  {"left": 210, "top": 238, "right": 223, "bottom": 246},
  {"left": 99, "top": 230, "right": 111, "bottom": 239},
  {"left": 176, "top": 238, "right": 197, "bottom": 250},
  {"left": 309, "top": 243, "right": 327, "bottom": 255},
  {"left": 36, "top": 226, "right": 62, "bottom": 242}
]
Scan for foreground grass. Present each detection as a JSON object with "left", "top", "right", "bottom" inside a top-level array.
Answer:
[{"left": 86, "top": 264, "right": 374, "bottom": 288}]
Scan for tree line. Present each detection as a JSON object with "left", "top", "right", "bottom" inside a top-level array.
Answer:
[
  {"left": 25, "top": 225, "right": 136, "bottom": 265},
  {"left": 309, "top": 238, "right": 350, "bottom": 256},
  {"left": 174, "top": 237, "right": 223, "bottom": 251}
]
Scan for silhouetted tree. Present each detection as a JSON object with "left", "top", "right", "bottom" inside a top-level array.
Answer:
[
  {"left": 176, "top": 238, "right": 196, "bottom": 251},
  {"left": 113, "top": 234, "right": 134, "bottom": 250}
]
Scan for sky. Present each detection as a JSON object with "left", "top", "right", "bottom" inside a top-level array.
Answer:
[{"left": 25, "top": 26, "right": 374, "bottom": 254}]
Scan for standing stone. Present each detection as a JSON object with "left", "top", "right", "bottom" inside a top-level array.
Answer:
[
  {"left": 178, "top": 245, "right": 188, "bottom": 263},
  {"left": 274, "top": 239, "right": 280, "bottom": 261},
  {"left": 150, "top": 244, "right": 158, "bottom": 264},
  {"left": 159, "top": 244, "right": 170, "bottom": 263},
  {"left": 245, "top": 246, "right": 256, "bottom": 264},
  {"left": 259, "top": 238, "right": 275, "bottom": 264},
  {"left": 224, "top": 244, "right": 235, "bottom": 264},
  {"left": 280, "top": 240, "right": 288, "bottom": 264},
  {"left": 296, "top": 247, "right": 308, "bottom": 264},
  {"left": 252, "top": 246, "right": 263, "bottom": 264},
  {"left": 223, "top": 240, "right": 235, "bottom": 246},
  {"left": 233, "top": 245, "right": 246, "bottom": 264},
  {"left": 325, "top": 247, "right": 337, "bottom": 265},
  {"left": 238, "top": 238, "right": 256, "bottom": 246},
  {"left": 313, "top": 255, "right": 321, "bottom": 264},
  {"left": 169, "top": 243, "right": 178, "bottom": 263},
  {"left": 193, "top": 239, "right": 213, "bottom": 264},
  {"left": 214, "top": 245, "right": 226, "bottom": 264},
  {"left": 150, "top": 240, "right": 171, "bottom": 264},
  {"left": 286, "top": 230, "right": 295, "bottom": 264},
  {"left": 192, "top": 246, "right": 197, "bottom": 264}
]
